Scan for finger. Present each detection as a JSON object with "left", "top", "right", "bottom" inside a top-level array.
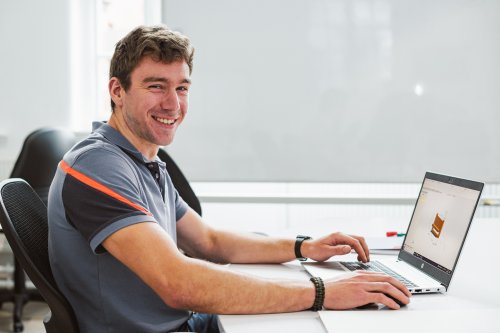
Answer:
[
  {"left": 351, "top": 235, "right": 370, "bottom": 262},
  {"left": 369, "top": 292, "right": 404, "bottom": 310},
  {"left": 330, "top": 245, "right": 352, "bottom": 256},
  {"left": 384, "top": 276, "right": 412, "bottom": 298},
  {"left": 354, "top": 271, "right": 386, "bottom": 276},
  {"left": 363, "top": 282, "right": 411, "bottom": 309},
  {"left": 365, "top": 280, "right": 412, "bottom": 303},
  {"left": 335, "top": 234, "right": 368, "bottom": 262},
  {"left": 353, "top": 272, "right": 412, "bottom": 297},
  {"left": 331, "top": 270, "right": 384, "bottom": 281}
]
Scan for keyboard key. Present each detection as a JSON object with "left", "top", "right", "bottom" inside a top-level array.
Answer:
[{"left": 341, "top": 261, "right": 418, "bottom": 287}]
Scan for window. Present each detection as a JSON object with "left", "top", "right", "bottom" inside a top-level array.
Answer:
[{"left": 70, "top": 0, "right": 162, "bottom": 132}]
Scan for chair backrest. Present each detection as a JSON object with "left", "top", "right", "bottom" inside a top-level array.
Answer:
[
  {"left": 157, "top": 148, "right": 202, "bottom": 216},
  {"left": 0, "top": 179, "right": 80, "bottom": 333},
  {"left": 10, "top": 128, "right": 77, "bottom": 205}
]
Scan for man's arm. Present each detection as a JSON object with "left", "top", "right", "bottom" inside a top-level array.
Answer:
[
  {"left": 103, "top": 221, "right": 314, "bottom": 314},
  {"left": 103, "top": 220, "right": 411, "bottom": 313},
  {"left": 176, "top": 209, "right": 370, "bottom": 264}
]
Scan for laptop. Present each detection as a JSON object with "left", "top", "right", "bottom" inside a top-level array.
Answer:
[{"left": 303, "top": 172, "right": 484, "bottom": 294}]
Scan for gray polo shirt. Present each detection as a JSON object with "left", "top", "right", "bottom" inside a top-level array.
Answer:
[{"left": 48, "top": 122, "right": 189, "bottom": 333}]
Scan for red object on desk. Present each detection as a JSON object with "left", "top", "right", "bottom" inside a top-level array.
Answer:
[{"left": 386, "top": 231, "right": 398, "bottom": 237}]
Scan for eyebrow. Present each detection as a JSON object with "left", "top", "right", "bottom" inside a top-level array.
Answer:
[{"left": 143, "top": 76, "right": 191, "bottom": 85}]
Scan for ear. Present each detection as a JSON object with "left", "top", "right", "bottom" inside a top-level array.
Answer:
[{"left": 109, "top": 77, "right": 124, "bottom": 108}]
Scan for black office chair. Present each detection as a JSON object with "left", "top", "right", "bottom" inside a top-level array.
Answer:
[
  {"left": 0, "top": 179, "right": 80, "bottom": 333},
  {"left": 10, "top": 128, "right": 77, "bottom": 204},
  {"left": 0, "top": 128, "right": 77, "bottom": 332},
  {"left": 157, "top": 148, "right": 202, "bottom": 216}
]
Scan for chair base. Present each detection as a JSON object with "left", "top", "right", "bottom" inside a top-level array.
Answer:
[
  {"left": 0, "top": 290, "right": 44, "bottom": 332},
  {"left": 0, "top": 259, "right": 44, "bottom": 332}
]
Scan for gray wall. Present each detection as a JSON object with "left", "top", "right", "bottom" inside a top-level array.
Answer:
[
  {"left": 164, "top": 0, "right": 500, "bottom": 182},
  {"left": 1, "top": 0, "right": 499, "bottom": 184},
  {"left": 0, "top": 0, "right": 71, "bottom": 162}
]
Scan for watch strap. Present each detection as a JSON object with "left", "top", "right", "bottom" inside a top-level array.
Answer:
[{"left": 295, "top": 235, "right": 312, "bottom": 261}]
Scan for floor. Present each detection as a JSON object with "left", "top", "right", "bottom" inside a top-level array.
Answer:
[
  {"left": 0, "top": 240, "right": 45, "bottom": 333},
  {"left": 0, "top": 301, "right": 47, "bottom": 333}
]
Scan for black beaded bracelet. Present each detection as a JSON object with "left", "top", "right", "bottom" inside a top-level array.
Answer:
[{"left": 309, "top": 276, "right": 325, "bottom": 311}]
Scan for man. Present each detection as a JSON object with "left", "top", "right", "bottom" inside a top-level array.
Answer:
[{"left": 48, "top": 25, "right": 410, "bottom": 333}]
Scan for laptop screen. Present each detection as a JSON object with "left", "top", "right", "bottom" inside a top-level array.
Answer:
[{"left": 401, "top": 173, "right": 483, "bottom": 283}]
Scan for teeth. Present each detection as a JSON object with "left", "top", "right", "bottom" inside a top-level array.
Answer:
[{"left": 154, "top": 116, "right": 175, "bottom": 125}]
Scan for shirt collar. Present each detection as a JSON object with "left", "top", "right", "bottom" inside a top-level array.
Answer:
[{"left": 92, "top": 121, "right": 163, "bottom": 165}]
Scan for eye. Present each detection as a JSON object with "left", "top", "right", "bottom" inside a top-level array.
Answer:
[
  {"left": 177, "top": 86, "right": 189, "bottom": 94},
  {"left": 148, "top": 84, "right": 164, "bottom": 90}
]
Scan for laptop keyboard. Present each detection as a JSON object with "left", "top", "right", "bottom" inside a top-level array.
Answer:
[{"left": 341, "top": 261, "right": 418, "bottom": 288}]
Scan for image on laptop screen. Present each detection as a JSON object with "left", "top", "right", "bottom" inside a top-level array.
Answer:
[{"left": 402, "top": 177, "right": 482, "bottom": 275}]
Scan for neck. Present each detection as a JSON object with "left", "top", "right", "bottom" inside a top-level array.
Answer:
[{"left": 108, "top": 112, "right": 159, "bottom": 161}]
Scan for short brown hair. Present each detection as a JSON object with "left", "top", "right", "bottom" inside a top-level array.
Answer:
[{"left": 109, "top": 25, "right": 194, "bottom": 110}]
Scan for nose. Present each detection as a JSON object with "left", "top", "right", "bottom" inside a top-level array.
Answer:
[{"left": 161, "top": 89, "right": 180, "bottom": 111}]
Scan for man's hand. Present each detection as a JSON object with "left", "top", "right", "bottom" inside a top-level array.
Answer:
[
  {"left": 301, "top": 232, "right": 370, "bottom": 262},
  {"left": 324, "top": 271, "right": 411, "bottom": 310}
]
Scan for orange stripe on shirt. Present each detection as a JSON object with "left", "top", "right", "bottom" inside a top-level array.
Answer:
[{"left": 59, "top": 160, "right": 153, "bottom": 216}]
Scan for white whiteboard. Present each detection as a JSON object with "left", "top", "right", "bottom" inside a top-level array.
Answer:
[{"left": 164, "top": 0, "right": 500, "bottom": 182}]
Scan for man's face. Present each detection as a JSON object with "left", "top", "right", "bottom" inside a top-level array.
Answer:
[{"left": 116, "top": 57, "right": 191, "bottom": 150}]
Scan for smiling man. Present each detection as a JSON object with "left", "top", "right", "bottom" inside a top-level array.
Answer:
[
  {"left": 108, "top": 56, "right": 190, "bottom": 158},
  {"left": 48, "top": 25, "right": 410, "bottom": 333}
]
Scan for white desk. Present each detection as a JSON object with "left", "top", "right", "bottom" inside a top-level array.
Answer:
[{"left": 218, "top": 218, "right": 500, "bottom": 333}]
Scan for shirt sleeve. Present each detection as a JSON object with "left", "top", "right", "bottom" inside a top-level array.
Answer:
[
  {"left": 61, "top": 147, "right": 157, "bottom": 253},
  {"left": 174, "top": 188, "right": 188, "bottom": 221}
]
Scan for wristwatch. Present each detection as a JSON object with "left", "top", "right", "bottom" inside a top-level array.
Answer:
[{"left": 295, "top": 235, "right": 312, "bottom": 261}]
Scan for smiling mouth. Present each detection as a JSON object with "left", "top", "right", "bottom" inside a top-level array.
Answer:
[{"left": 152, "top": 115, "right": 177, "bottom": 125}]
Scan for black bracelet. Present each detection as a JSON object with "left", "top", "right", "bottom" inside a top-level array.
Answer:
[
  {"left": 295, "top": 235, "right": 312, "bottom": 261},
  {"left": 309, "top": 277, "right": 325, "bottom": 311}
]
